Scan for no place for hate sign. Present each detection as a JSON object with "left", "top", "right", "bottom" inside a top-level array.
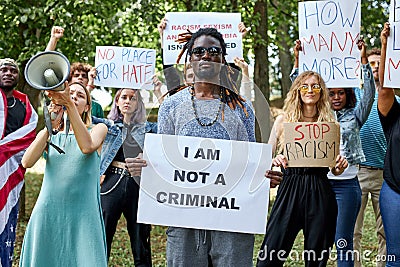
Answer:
[
  {"left": 298, "top": 0, "right": 361, "bottom": 88},
  {"left": 94, "top": 46, "right": 156, "bottom": 90},
  {"left": 137, "top": 134, "right": 272, "bottom": 234}
]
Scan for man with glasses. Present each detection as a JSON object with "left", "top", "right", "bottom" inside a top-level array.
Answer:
[{"left": 153, "top": 27, "right": 259, "bottom": 267}]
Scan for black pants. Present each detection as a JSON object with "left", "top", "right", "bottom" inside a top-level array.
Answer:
[
  {"left": 101, "top": 172, "right": 152, "bottom": 267},
  {"left": 257, "top": 167, "right": 337, "bottom": 267}
]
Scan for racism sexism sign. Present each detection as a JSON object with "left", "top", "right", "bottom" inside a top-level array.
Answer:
[
  {"left": 162, "top": 12, "right": 243, "bottom": 65},
  {"left": 137, "top": 134, "right": 272, "bottom": 234},
  {"left": 298, "top": 0, "right": 361, "bottom": 88},
  {"left": 384, "top": 0, "right": 400, "bottom": 88},
  {"left": 283, "top": 122, "right": 340, "bottom": 167},
  {"left": 94, "top": 46, "right": 156, "bottom": 90}
]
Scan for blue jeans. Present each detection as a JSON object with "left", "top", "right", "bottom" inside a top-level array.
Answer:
[
  {"left": 380, "top": 181, "right": 400, "bottom": 267},
  {"left": 330, "top": 178, "right": 361, "bottom": 267}
]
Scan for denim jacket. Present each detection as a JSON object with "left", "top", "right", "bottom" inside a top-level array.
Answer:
[
  {"left": 335, "top": 64, "right": 375, "bottom": 165},
  {"left": 92, "top": 117, "right": 157, "bottom": 175},
  {"left": 290, "top": 64, "right": 375, "bottom": 165}
]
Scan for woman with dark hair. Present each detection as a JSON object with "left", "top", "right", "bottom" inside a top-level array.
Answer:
[
  {"left": 93, "top": 88, "right": 155, "bottom": 266},
  {"left": 20, "top": 82, "right": 108, "bottom": 266},
  {"left": 288, "top": 38, "right": 375, "bottom": 267}
]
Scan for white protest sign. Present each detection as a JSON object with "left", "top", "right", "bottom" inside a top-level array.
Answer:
[
  {"left": 298, "top": 0, "right": 361, "bottom": 87},
  {"left": 163, "top": 12, "right": 243, "bottom": 65},
  {"left": 94, "top": 46, "right": 156, "bottom": 90},
  {"left": 137, "top": 134, "right": 271, "bottom": 234},
  {"left": 384, "top": 0, "right": 400, "bottom": 88}
]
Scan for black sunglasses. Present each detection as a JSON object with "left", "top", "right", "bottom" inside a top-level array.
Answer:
[{"left": 190, "top": 46, "right": 223, "bottom": 57}]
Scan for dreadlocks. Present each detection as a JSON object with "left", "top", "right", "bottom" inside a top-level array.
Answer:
[{"left": 174, "top": 28, "right": 249, "bottom": 118}]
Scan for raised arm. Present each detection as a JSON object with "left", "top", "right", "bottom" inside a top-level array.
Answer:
[
  {"left": 378, "top": 22, "right": 396, "bottom": 117},
  {"left": 293, "top": 39, "right": 301, "bottom": 69},
  {"left": 238, "top": 22, "right": 249, "bottom": 38},
  {"left": 355, "top": 37, "right": 375, "bottom": 126},
  {"left": 233, "top": 57, "right": 251, "bottom": 101},
  {"left": 22, "top": 129, "right": 49, "bottom": 168},
  {"left": 45, "top": 26, "right": 64, "bottom": 51},
  {"left": 47, "top": 83, "right": 107, "bottom": 154},
  {"left": 158, "top": 17, "right": 167, "bottom": 47},
  {"left": 290, "top": 40, "right": 302, "bottom": 82}
]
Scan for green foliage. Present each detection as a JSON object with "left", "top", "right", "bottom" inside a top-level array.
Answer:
[
  {"left": 1, "top": 0, "right": 390, "bottom": 102},
  {"left": 0, "top": 0, "right": 261, "bottom": 81},
  {"left": 361, "top": 0, "right": 390, "bottom": 47}
]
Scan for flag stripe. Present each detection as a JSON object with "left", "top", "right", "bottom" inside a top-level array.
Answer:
[
  {"left": 0, "top": 89, "right": 38, "bottom": 265},
  {"left": 0, "top": 166, "right": 25, "bottom": 212}
]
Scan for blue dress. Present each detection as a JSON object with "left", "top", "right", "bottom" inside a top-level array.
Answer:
[{"left": 19, "top": 133, "right": 107, "bottom": 267}]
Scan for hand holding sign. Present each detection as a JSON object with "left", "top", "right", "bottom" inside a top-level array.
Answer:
[
  {"left": 126, "top": 153, "right": 147, "bottom": 177},
  {"left": 271, "top": 154, "right": 288, "bottom": 169},
  {"left": 331, "top": 154, "right": 348, "bottom": 176},
  {"left": 265, "top": 170, "right": 283, "bottom": 188}
]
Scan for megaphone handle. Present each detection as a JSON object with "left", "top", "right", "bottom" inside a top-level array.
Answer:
[
  {"left": 62, "top": 115, "right": 70, "bottom": 149},
  {"left": 42, "top": 95, "right": 65, "bottom": 154}
]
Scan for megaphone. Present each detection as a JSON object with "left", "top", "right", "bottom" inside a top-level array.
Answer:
[{"left": 25, "top": 51, "right": 70, "bottom": 91}]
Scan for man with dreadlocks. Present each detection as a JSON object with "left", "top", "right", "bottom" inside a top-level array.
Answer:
[{"left": 155, "top": 27, "right": 255, "bottom": 266}]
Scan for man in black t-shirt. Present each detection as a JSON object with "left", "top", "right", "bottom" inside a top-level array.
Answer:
[
  {"left": 0, "top": 58, "right": 38, "bottom": 267},
  {"left": 377, "top": 22, "right": 400, "bottom": 266}
]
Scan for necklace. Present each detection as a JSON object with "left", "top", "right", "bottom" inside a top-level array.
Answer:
[
  {"left": 7, "top": 96, "right": 16, "bottom": 109},
  {"left": 190, "top": 86, "right": 223, "bottom": 127}
]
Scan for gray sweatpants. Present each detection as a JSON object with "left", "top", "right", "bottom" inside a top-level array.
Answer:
[{"left": 166, "top": 227, "right": 255, "bottom": 267}]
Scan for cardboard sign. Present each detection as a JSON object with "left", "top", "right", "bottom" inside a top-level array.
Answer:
[
  {"left": 298, "top": 0, "right": 361, "bottom": 88},
  {"left": 94, "top": 46, "right": 156, "bottom": 90},
  {"left": 137, "top": 134, "right": 271, "bottom": 234},
  {"left": 384, "top": 0, "right": 400, "bottom": 88},
  {"left": 163, "top": 12, "right": 243, "bottom": 65},
  {"left": 283, "top": 122, "right": 340, "bottom": 167}
]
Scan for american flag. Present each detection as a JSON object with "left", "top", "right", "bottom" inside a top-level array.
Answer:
[{"left": 0, "top": 89, "right": 37, "bottom": 267}]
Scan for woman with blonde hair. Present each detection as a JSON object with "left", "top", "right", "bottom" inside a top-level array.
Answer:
[
  {"left": 19, "top": 82, "right": 108, "bottom": 266},
  {"left": 257, "top": 71, "right": 348, "bottom": 267}
]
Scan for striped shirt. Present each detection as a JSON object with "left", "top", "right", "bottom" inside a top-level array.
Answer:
[{"left": 354, "top": 89, "right": 389, "bottom": 169}]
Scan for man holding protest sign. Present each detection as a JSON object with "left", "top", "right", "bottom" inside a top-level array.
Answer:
[
  {"left": 353, "top": 47, "right": 391, "bottom": 267},
  {"left": 377, "top": 22, "right": 400, "bottom": 267},
  {"left": 136, "top": 27, "right": 257, "bottom": 266}
]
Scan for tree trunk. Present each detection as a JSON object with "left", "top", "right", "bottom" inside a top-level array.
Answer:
[
  {"left": 277, "top": 22, "right": 292, "bottom": 99},
  {"left": 253, "top": 0, "right": 271, "bottom": 143}
]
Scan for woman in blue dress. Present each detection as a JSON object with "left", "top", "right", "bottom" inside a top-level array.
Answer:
[{"left": 19, "top": 82, "right": 108, "bottom": 267}]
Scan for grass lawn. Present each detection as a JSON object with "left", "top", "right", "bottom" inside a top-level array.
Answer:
[{"left": 13, "top": 166, "right": 382, "bottom": 266}]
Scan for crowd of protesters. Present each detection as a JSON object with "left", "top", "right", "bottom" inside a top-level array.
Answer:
[{"left": 1, "top": 11, "right": 399, "bottom": 267}]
